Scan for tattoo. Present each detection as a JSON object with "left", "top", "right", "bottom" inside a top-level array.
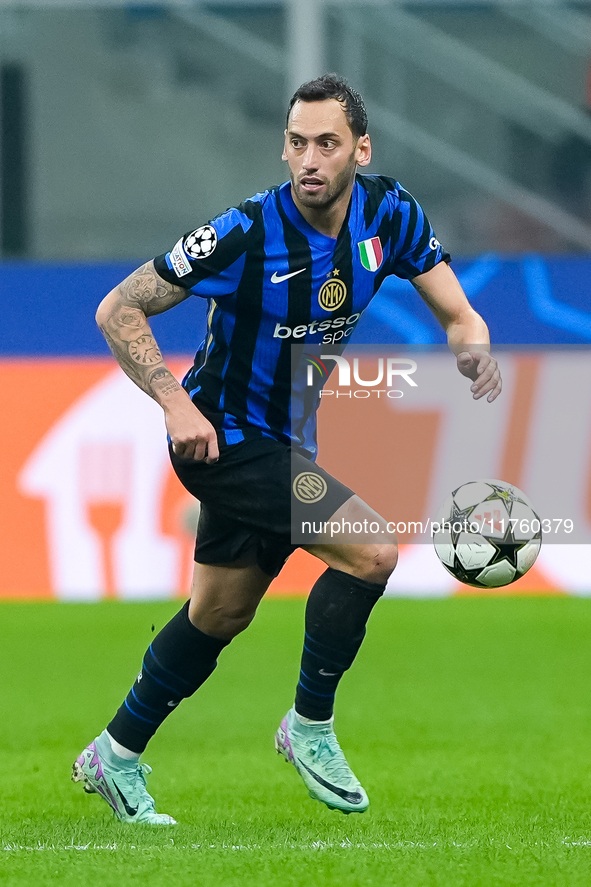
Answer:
[
  {"left": 119, "top": 261, "right": 187, "bottom": 315},
  {"left": 114, "top": 306, "right": 144, "bottom": 329},
  {"left": 148, "top": 367, "right": 182, "bottom": 399},
  {"left": 97, "top": 260, "right": 187, "bottom": 403},
  {"left": 413, "top": 281, "right": 438, "bottom": 312},
  {"left": 149, "top": 368, "right": 168, "bottom": 382},
  {"left": 128, "top": 335, "right": 162, "bottom": 365}
]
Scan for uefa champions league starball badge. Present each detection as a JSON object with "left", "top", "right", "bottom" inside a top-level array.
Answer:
[{"left": 184, "top": 225, "right": 218, "bottom": 259}]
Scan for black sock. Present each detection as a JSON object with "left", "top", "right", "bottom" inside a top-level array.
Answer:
[
  {"left": 107, "top": 601, "right": 230, "bottom": 753},
  {"left": 295, "top": 568, "right": 385, "bottom": 721}
]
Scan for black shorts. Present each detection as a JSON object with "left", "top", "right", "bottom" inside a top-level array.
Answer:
[{"left": 170, "top": 437, "right": 354, "bottom": 577}]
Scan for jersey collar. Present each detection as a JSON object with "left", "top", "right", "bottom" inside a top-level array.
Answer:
[{"left": 278, "top": 181, "right": 356, "bottom": 252}]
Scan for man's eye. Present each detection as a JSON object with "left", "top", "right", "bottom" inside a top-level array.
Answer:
[{"left": 291, "top": 140, "right": 305, "bottom": 149}]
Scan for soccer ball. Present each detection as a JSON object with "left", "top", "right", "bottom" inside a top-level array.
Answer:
[
  {"left": 433, "top": 479, "right": 542, "bottom": 588},
  {"left": 184, "top": 225, "right": 217, "bottom": 259}
]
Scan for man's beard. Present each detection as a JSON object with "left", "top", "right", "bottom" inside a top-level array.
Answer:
[{"left": 291, "top": 154, "right": 357, "bottom": 210}]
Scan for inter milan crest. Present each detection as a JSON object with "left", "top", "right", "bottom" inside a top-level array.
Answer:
[
  {"left": 318, "top": 269, "right": 347, "bottom": 312},
  {"left": 184, "top": 225, "right": 218, "bottom": 259},
  {"left": 292, "top": 472, "right": 328, "bottom": 503}
]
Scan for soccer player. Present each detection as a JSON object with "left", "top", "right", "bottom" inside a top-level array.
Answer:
[{"left": 73, "top": 74, "right": 501, "bottom": 824}]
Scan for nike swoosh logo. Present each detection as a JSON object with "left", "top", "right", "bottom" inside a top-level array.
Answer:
[
  {"left": 113, "top": 780, "right": 139, "bottom": 817},
  {"left": 271, "top": 268, "right": 307, "bottom": 284},
  {"left": 318, "top": 669, "right": 339, "bottom": 676},
  {"left": 297, "top": 758, "right": 365, "bottom": 804}
]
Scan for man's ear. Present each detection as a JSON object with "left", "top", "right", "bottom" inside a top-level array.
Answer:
[
  {"left": 356, "top": 134, "right": 372, "bottom": 168},
  {"left": 282, "top": 129, "right": 288, "bottom": 162}
]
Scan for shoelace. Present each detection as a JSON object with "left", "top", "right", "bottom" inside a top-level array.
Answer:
[
  {"left": 126, "top": 763, "right": 156, "bottom": 811},
  {"left": 137, "top": 763, "right": 152, "bottom": 781},
  {"left": 306, "top": 733, "right": 356, "bottom": 784}
]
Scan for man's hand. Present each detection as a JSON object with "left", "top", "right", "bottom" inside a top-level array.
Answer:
[
  {"left": 165, "top": 395, "right": 219, "bottom": 464},
  {"left": 411, "top": 264, "right": 502, "bottom": 404},
  {"left": 456, "top": 351, "right": 502, "bottom": 402}
]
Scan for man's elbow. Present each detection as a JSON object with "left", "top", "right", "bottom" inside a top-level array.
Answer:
[
  {"left": 95, "top": 289, "right": 121, "bottom": 331},
  {"left": 95, "top": 296, "right": 110, "bottom": 330}
]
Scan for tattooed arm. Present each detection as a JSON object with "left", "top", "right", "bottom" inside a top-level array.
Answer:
[
  {"left": 411, "top": 261, "right": 502, "bottom": 403},
  {"left": 96, "top": 260, "right": 219, "bottom": 462}
]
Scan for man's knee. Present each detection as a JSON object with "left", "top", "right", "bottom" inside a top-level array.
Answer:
[
  {"left": 323, "top": 541, "right": 398, "bottom": 586},
  {"left": 357, "top": 542, "right": 398, "bottom": 585},
  {"left": 188, "top": 561, "right": 271, "bottom": 640},
  {"left": 188, "top": 598, "right": 257, "bottom": 639}
]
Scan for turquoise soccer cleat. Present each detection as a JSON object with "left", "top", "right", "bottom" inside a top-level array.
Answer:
[
  {"left": 72, "top": 737, "right": 177, "bottom": 825},
  {"left": 275, "top": 708, "right": 369, "bottom": 814}
]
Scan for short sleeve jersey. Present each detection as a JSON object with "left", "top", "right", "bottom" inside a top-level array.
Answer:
[{"left": 154, "top": 174, "right": 450, "bottom": 458}]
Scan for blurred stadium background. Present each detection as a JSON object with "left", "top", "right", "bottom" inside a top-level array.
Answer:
[{"left": 2, "top": 0, "right": 591, "bottom": 600}]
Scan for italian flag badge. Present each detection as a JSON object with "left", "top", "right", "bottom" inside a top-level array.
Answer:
[{"left": 358, "top": 236, "right": 384, "bottom": 272}]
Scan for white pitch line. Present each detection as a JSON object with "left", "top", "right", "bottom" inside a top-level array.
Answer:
[{"left": 3, "top": 838, "right": 588, "bottom": 852}]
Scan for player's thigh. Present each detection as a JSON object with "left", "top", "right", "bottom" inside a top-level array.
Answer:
[
  {"left": 303, "top": 494, "right": 398, "bottom": 584},
  {"left": 188, "top": 560, "right": 274, "bottom": 636}
]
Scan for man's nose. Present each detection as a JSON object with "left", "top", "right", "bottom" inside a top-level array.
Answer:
[{"left": 302, "top": 143, "right": 319, "bottom": 170}]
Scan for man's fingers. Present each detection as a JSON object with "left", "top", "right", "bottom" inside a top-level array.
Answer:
[
  {"left": 172, "top": 435, "right": 219, "bottom": 463},
  {"left": 470, "top": 362, "right": 495, "bottom": 391},
  {"left": 205, "top": 433, "right": 220, "bottom": 464},
  {"left": 483, "top": 376, "right": 502, "bottom": 402},
  {"left": 487, "top": 378, "right": 502, "bottom": 402},
  {"left": 191, "top": 439, "right": 208, "bottom": 462},
  {"left": 456, "top": 351, "right": 501, "bottom": 402},
  {"left": 166, "top": 401, "right": 220, "bottom": 463},
  {"left": 174, "top": 434, "right": 219, "bottom": 463},
  {"left": 470, "top": 355, "right": 498, "bottom": 387},
  {"left": 472, "top": 369, "right": 501, "bottom": 400},
  {"left": 173, "top": 439, "right": 195, "bottom": 459},
  {"left": 475, "top": 352, "right": 493, "bottom": 375}
]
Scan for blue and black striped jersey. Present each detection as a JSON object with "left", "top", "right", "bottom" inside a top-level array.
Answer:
[{"left": 154, "top": 174, "right": 450, "bottom": 458}]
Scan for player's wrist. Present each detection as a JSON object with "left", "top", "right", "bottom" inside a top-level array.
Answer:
[
  {"left": 449, "top": 343, "right": 490, "bottom": 356},
  {"left": 159, "top": 386, "right": 195, "bottom": 414}
]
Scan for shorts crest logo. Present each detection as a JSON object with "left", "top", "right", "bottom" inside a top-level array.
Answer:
[
  {"left": 318, "top": 278, "right": 347, "bottom": 312},
  {"left": 184, "top": 225, "right": 218, "bottom": 259},
  {"left": 293, "top": 472, "right": 328, "bottom": 503}
]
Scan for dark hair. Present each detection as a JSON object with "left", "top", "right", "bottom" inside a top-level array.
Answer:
[{"left": 286, "top": 73, "right": 368, "bottom": 139}]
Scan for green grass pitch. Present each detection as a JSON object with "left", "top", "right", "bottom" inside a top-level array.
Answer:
[{"left": 2, "top": 596, "right": 591, "bottom": 886}]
